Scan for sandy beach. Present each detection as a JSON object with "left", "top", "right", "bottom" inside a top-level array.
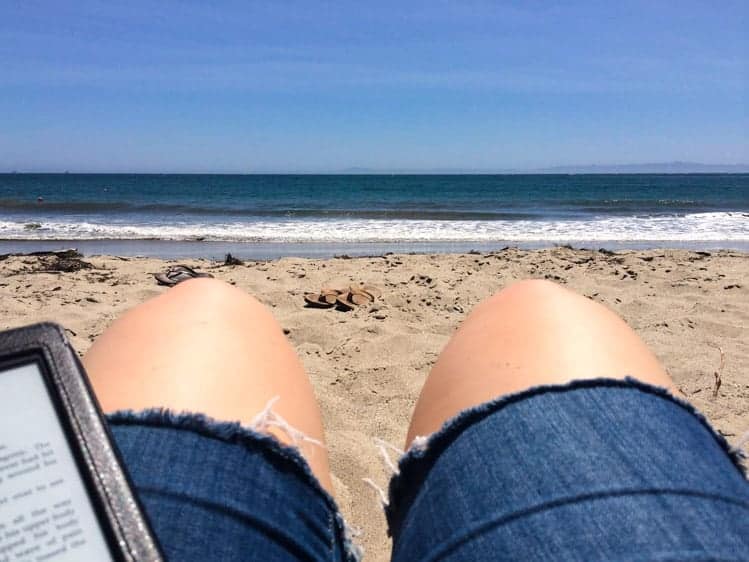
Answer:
[{"left": 1, "top": 246, "right": 747, "bottom": 560}]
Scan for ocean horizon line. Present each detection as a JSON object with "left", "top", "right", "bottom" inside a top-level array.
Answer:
[{"left": 3, "top": 162, "right": 749, "bottom": 176}]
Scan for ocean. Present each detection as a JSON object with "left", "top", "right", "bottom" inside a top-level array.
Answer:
[{"left": 0, "top": 173, "right": 747, "bottom": 258}]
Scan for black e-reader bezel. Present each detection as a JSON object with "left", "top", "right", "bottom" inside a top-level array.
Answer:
[{"left": 0, "top": 323, "right": 163, "bottom": 561}]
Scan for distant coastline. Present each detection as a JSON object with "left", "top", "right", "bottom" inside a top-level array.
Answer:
[
  {"left": 3, "top": 163, "right": 749, "bottom": 175},
  {"left": 337, "top": 163, "right": 749, "bottom": 175}
]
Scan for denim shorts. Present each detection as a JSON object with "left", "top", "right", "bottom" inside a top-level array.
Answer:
[{"left": 108, "top": 378, "right": 749, "bottom": 561}]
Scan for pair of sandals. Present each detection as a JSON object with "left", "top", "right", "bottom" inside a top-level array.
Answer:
[
  {"left": 154, "top": 265, "right": 213, "bottom": 287},
  {"left": 304, "top": 285, "right": 379, "bottom": 310}
]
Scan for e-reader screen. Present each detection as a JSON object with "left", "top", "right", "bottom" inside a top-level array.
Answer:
[{"left": 0, "top": 362, "right": 114, "bottom": 561}]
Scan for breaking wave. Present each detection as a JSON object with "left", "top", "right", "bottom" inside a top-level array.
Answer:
[{"left": 0, "top": 212, "right": 746, "bottom": 243}]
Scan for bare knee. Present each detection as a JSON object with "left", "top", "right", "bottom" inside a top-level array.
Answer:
[
  {"left": 480, "top": 279, "right": 572, "bottom": 315},
  {"left": 169, "top": 276, "right": 244, "bottom": 299},
  {"left": 166, "top": 277, "right": 262, "bottom": 310},
  {"left": 500, "top": 278, "right": 567, "bottom": 299}
]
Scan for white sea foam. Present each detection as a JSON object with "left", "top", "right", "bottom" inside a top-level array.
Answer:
[{"left": 0, "top": 212, "right": 746, "bottom": 243}]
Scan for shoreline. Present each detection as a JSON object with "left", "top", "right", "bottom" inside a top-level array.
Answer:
[
  {"left": 0, "top": 238, "right": 748, "bottom": 260},
  {"left": 1, "top": 247, "right": 746, "bottom": 560}
]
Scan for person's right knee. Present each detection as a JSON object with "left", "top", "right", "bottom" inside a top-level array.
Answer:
[
  {"left": 496, "top": 278, "right": 567, "bottom": 302},
  {"left": 475, "top": 279, "right": 571, "bottom": 320}
]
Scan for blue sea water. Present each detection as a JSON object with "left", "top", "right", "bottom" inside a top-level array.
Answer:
[{"left": 0, "top": 174, "right": 747, "bottom": 257}]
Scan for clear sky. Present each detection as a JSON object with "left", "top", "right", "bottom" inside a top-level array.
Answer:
[{"left": 1, "top": 1, "right": 747, "bottom": 172}]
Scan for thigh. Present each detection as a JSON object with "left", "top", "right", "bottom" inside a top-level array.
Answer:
[
  {"left": 109, "top": 418, "right": 352, "bottom": 561},
  {"left": 84, "top": 277, "right": 332, "bottom": 492},
  {"left": 389, "top": 382, "right": 749, "bottom": 561},
  {"left": 407, "top": 279, "right": 675, "bottom": 444},
  {"left": 391, "top": 279, "right": 748, "bottom": 560},
  {"left": 83, "top": 278, "right": 362, "bottom": 560}
]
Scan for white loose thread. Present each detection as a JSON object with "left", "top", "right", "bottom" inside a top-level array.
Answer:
[
  {"left": 362, "top": 477, "right": 390, "bottom": 507},
  {"left": 249, "top": 396, "right": 324, "bottom": 451},
  {"left": 374, "top": 437, "right": 404, "bottom": 476},
  {"left": 362, "top": 437, "right": 412, "bottom": 509},
  {"left": 409, "top": 434, "right": 429, "bottom": 451}
]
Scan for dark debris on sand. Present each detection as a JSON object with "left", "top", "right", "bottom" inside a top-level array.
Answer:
[
  {"left": 4, "top": 249, "right": 95, "bottom": 274},
  {"left": 34, "top": 255, "right": 94, "bottom": 273},
  {"left": 223, "top": 253, "right": 244, "bottom": 266}
]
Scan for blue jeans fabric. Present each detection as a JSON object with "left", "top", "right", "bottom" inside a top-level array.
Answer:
[
  {"left": 108, "top": 379, "right": 749, "bottom": 561},
  {"left": 107, "top": 410, "right": 359, "bottom": 562},
  {"left": 386, "top": 379, "right": 749, "bottom": 561}
]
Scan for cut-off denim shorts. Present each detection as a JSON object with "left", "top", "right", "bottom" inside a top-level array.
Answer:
[{"left": 108, "top": 378, "right": 749, "bottom": 561}]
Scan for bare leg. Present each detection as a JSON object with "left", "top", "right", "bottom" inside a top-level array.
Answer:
[
  {"left": 84, "top": 278, "right": 333, "bottom": 493},
  {"left": 407, "top": 279, "right": 675, "bottom": 445}
]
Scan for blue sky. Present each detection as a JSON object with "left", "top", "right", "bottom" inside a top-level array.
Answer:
[{"left": 1, "top": 1, "right": 747, "bottom": 172}]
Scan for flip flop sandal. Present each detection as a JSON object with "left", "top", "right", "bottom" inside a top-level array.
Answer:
[
  {"left": 351, "top": 283, "right": 381, "bottom": 299},
  {"left": 303, "top": 292, "right": 336, "bottom": 308},
  {"left": 335, "top": 292, "right": 355, "bottom": 311},
  {"left": 154, "top": 265, "right": 214, "bottom": 287},
  {"left": 320, "top": 288, "right": 341, "bottom": 305},
  {"left": 174, "top": 264, "right": 213, "bottom": 278},
  {"left": 348, "top": 286, "right": 375, "bottom": 305},
  {"left": 361, "top": 284, "right": 381, "bottom": 297}
]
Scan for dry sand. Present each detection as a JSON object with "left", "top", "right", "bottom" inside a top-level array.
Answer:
[{"left": 1, "top": 247, "right": 747, "bottom": 560}]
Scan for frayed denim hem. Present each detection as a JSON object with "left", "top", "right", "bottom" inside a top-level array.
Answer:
[
  {"left": 384, "top": 376, "right": 747, "bottom": 535},
  {"left": 106, "top": 408, "right": 363, "bottom": 562}
]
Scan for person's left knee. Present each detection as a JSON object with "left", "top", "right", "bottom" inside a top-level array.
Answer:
[{"left": 165, "top": 277, "right": 266, "bottom": 317}]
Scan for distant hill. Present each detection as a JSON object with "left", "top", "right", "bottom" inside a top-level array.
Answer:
[{"left": 529, "top": 162, "right": 749, "bottom": 174}]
